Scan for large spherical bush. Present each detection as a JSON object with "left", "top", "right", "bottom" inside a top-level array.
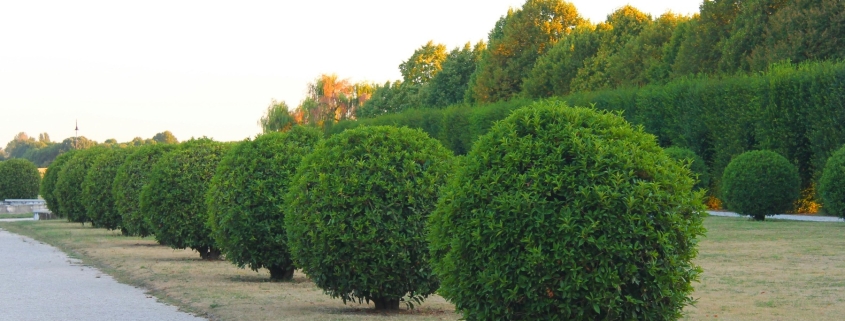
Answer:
[
  {"left": 284, "top": 126, "right": 453, "bottom": 310},
  {"left": 141, "top": 138, "right": 231, "bottom": 259},
  {"left": 819, "top": 146, "right": 845, "bottom": 217},
  {"left": 428, "top": 102, "right": 706, "bottom": 320},
  {"left": 113, "top": 144, "right": 177, "bottom": 237},
  {"left": 0, "top": 159, "right": 40, "bottom": 200},
  {"left": 664, "top": 147, "right": 709, "bottom": 192},
  {"left": 55, "top": 148, "right": 108, "bottom": 223},
  {"left": 207, "top": 126, "right": 322, "bottom": 280},
  {"left": 721, "top": 150, "right": 800, "bottom": 220},
  {"left": 83, "top": 148, "right": 133, "bottom": 231},
  {"left": 41, "top": 151, "right": 79, "bottom": 215}
]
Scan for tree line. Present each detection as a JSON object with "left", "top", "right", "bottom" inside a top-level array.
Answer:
[
  {"left": 259, "top": 0, "right": 844, "bottom": 131},
  {"left": 0, "top": 131, "right": 178, "bottom": 167}
]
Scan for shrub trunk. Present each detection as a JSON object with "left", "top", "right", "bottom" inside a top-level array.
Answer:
[
  {"left": 268, "top": 265, "right": 295, "bottom": 281},
  {"left": 372, "top": 297, "right": 400, "bottom": 311}
]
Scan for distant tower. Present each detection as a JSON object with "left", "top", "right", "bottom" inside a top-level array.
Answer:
[{"left": 75, "top": 120, "right": 79, "bottom": 150}]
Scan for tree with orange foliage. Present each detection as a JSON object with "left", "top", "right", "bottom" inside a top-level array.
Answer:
[{"left": 294, "top": 74, "right": 374, "bottom": 127}]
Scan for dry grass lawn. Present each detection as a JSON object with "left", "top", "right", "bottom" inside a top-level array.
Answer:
[{"left": 2, "top": 216, "right": 845, "bottom": 320}]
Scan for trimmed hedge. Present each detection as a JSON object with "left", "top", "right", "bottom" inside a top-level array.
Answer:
[
  {"left": 337, "top": 60, "right": 845, "bottom": 197},
  {"left": 819, "top": 145, "right": 845, "bottom": 217},
  {"left": 0, "top": 159, "right": 41, "bottom": 200},
  {"left": 721, "top": 150, "right": 800, "bottom": 220},
  {"left": 664, "top": 146, "right": 709, "bottom": 192},
  {"left": 83, "top": 148, "right": 133, "bottom": 231},
  {"left": 141, "top": 138, "right": 230, "bottom": 259},
  {"left": 285, "top": 126, "right": 454, "bottom": 310},
  {"left": 55, "top": 148, "right": 108, "bottom": 223},
  {"left": 428, "top": 101, "right": 706, "bottom": 319},
  {"left": 328, "top": 98, "right": 533, "bottom": 155},
  {"left": 113, "top": 144, "right": 177, "bottom": 237},
  {"left": 207, "top": 126, "right": 322, "bottom": 280}
]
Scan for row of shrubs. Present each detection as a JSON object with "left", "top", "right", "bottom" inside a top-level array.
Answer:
[
  {"left": 332, "top": 60, "right": 845, "bottom": 210},
  {"left": 36, "top": 100, "right": 844, "bottom": 319},
  {"left": 0, "top": 158, "right": 41, "bottom": 200}
]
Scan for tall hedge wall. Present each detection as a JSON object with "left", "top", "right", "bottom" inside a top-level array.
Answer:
[
  {"left": 327, "top": 98, "right": 534, "bottom": 156},
  {"left": 339, "top": 60, "right": 845, "bottom": 195}
]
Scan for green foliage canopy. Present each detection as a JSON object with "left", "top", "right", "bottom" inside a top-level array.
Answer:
[
  {"left": 141, "top": 138, "right": 230, "bottom": 259},
  {"left": 819, "top": 145, "right": 845, "bottom": 217},
  {"left": 82, "top": 148, "right": 133, "bottom": 231},
  {"left": 721, "top": 150, "right": 800, "bottom": 220},
  {"left": 207, "top": 126, "right": 322, "bottom": 280},
  {"left": 664, "top": 146, "right": 710, "bottom": 192},
  {"left": 113, "top": 144, "right": 177, "bottom": 237},
  {"left": 428, "top": 101, "right": 705, "bottom": 320},
  {"left": 399, "top": 40, "right": 447, "bottom": 86},
  {"left": 0, "top": 158, "right": 40, "bottom": 200},
  {"left": 258, "top": 100, "right": 297, "bottom": 133},
  {"left": 40, "top": 150, "right": 78, "bottom": 214},
  {"left": 55, "top": 148, "right": 107, "bottom": 223},
  {"left": 468, "top": 0, "right": 584, "bottom": 103},
  {"left": 285, "top": 126, "right": 454, "bottom": 310}
]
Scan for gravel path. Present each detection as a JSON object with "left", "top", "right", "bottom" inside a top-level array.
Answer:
[
  {"left": 0, "top": 227, "right": 206, "bottom": 321},
  {"left": 707, "top": 210, "right": 845, "bottom": 222}
]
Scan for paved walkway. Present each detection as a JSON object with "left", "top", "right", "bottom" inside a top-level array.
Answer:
[
  {"left": 707, "top": 210, "right": 845, "bottom": 222},
  {"left": 0, "top": 227, "right": 205, "bottom": 321}
]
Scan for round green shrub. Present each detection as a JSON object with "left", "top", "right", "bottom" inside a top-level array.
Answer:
[
  {"left": 819, "top": 145, "right": 845, "bottom": 218},
  {"left": 664, "top": 146, "right": 709, "bottom": 191},
  {"left": 285, "top": 126, "right": 453, "bottom": 310},
  {"left": 113, "top": 144, "right": 177, "bottom": 237},
  {"left": 41, "top": 150, "right": 79, "bottom": 215},
  {"left": 207, "top": 126, "right": 322, "bottom": 280},
  {"left": 0, "top": 159, "right": 41, "bottom": 200},
  {"left": 141, "top": 138, "right": 230, "bottom": 259},
  {"left": 428, "top": 101, "right": 706, "bottom": 320},
  {"left": 83, "top": 148, "right": 133, "bottom": 231},
  {"left": 55, "top": 148, "right": 108, "bottom": 223},
  {"left": 721, "top": 150, "right": 800, "bottom": 220}
]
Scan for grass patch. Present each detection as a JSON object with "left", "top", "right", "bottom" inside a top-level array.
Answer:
[
  {"left": 683, "top": 217, "right": 845, "bottom": 320},
  {"left": 0, "top": 213, "right": 36, "bottom": 219},
  {"left": 2, "top": 217, "right": 845, "bottom": 320}
]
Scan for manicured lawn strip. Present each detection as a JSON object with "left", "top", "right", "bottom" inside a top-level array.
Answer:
[
  {"left": 683, "top": 216, "right": 845, "bottom": 320},
  {"left": 3, "top": 217, "right": 845, "bottom": 320}
]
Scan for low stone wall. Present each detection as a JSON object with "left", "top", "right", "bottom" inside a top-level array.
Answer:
[{"left": 0, "top": 204, "right": 48, "bottom": 214}]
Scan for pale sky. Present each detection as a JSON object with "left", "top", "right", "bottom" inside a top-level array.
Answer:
[{"left": 0, "top": 1, "right": 702, "bottom": 145}]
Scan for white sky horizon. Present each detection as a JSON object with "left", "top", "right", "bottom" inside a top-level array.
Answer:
[{"left": 0, "top": 0, "right": 702, "bottom": 145}]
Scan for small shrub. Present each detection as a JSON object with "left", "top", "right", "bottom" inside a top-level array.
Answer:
[
  {"left": 285, "top": 126, "right": 453, "bottom": 310},
  {"left": 55, "top": 148, "right": 108, "bottom": 223},
  {"left": 41, "top": 150, "right": 79, "bottom": 215},
  {"left": 0, "top": 159, "right": 41, "bottom": 200},
  {"left": 664, "top": 146, "right": 710, "bottom": 191},
  {"left": 428, "top": 101, "right": 706, "bottom": 320},
  {"left": 721, "top": 150, "right": 800, "bottom": 220},
  {"left": 83, "top": 148, "right": 133, "bottom": 231},
  {"left": 820, "top": 146, "right": 845, "bottom": 217},
  {"left": 141, "top": 138, "right": 230, "bottom": 259},
  {"left": 207, "top": 126, "right": 321, "bottom": 280},
  {"left": 113, "top": 144, "right": 177, "bottom": 237}
]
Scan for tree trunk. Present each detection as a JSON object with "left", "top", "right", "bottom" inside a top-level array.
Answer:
[
  {"left": 206, "top": 248, "right": 221, "bottom": 260},
  {"left": 753, "top": 215, "right": 766, "bottom": 221},
  {"left": 268, "top": 265, "right": 295, "bottom": 281},
  {"left": 372, "top": 297, "right": 400, "bottom": 311},
  {"left": 196, "top": 246, "right": 209, "bottom": 259}
]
